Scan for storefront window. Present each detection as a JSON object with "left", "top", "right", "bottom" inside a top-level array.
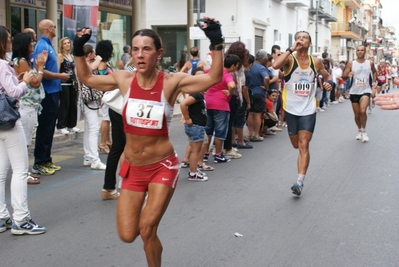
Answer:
[
  {"left": 11, "top": 6, "right": 21, "bottom": 37},
  {"left": 98, "top": 11, "right": 131, "bottom": 68},
  {"left": 24, "top": 8, "right": 36, "bottom": 30}
]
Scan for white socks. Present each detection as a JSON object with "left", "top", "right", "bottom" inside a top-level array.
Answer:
[{"left": 297, "top": 174, "right": 305, "bottom": 185}]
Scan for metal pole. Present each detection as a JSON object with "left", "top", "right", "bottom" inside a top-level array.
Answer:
[
  {"left": 315, "top": 0, "right": 319, "bottom": 52},
  {"left": 196, "top": 0, "right": 201, "bottom": 51}
]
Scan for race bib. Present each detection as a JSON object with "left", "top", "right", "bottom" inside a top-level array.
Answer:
[
  {"left": 377, "top": 75, "right": 385, "bottom": 81},
  {"left": 355, "top": 78, "right": 366, "bottom": 87},
  {"left": 293, "top": 82, "right": 313, "bottom": 96},
  {"left": 125, "top": 99, "right": 164, "bottom": 129}
]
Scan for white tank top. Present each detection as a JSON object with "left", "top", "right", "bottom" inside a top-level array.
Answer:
[
  {"left": 282, "top": 55, "right": 317, "bottom": 116},
  {"left": 350, "top": 60, "right": 372, "bottom": 95}
]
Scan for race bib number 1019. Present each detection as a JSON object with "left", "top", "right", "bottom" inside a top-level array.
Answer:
[{"left": 293, "top": 82, "right": 313, "bottom": 96}]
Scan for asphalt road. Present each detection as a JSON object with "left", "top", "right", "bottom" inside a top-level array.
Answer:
[{"left": 2, "top": 98, "right": 399, "bottom": 267}]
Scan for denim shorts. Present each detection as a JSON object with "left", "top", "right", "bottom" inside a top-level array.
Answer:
[
  {"left": 205, "top": 109, "right": 230, "bottom": 140},
  {"left": 184, "top": 124, "right": 206, "bottom": 142}
]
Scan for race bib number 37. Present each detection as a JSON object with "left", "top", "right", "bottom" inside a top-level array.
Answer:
[
  {"left": 126, "top": 99, "right": 165, "bottom": 129},
  {"left": 293, "top": 82, "right": 313, "bottom": 96}
]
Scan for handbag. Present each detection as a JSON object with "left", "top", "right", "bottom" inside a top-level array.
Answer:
[
  {"left": 81, "top": 84, "right": 104, "bottom": 103},
  {"left": 102, "top": 89, "right": 123, "bottom": 114},
  {"left": 263, "top": 111, "right": 278, "bottom": 122},
  {"left": 0, "top": 87, "right": 21, "bottom": 130}
]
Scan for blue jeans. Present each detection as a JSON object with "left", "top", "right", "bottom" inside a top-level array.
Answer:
[
  {"left": 34, "top": 92, "right": 60, "bottom": 165},
  {"left": 205, "top": 109, "right": 230, "bottom": 140},
  {"left": 185, "top": 124, "right": 206, "bottom": 142}
]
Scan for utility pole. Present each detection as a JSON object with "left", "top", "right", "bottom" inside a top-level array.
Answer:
[
  {"left": 196, "top": 0, "right": 201, "bottom": 50},
  {"left": 315, "top": 0, "right": 319, "bottom": 52}
]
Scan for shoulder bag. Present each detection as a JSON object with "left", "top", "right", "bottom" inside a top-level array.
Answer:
[{"left": 0, "top": 87, "right": 21, "bottom": 130}]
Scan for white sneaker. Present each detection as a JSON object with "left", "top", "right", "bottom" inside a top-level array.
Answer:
[
  {"left": 57, "top": 128, "right": 70, "bottom": 135},
  {"left": 316, "top": 107, "right": 324, "bottom": 112},
  {"left": 68, "top": 127, "right": 81, "bottom": 132},
  {"left": 332, "top": 101, "right": 339, "bottom": 104},
  {"left": 270, "top": 126, "right": 283, "bottom": 132},
  {"left": 362, "top": 132, "right": 369, "bottom": 143},
  {"left": 356, "top": 131, "right": 362, "bottom": 140},
  {"left": 91, "top": 161, "right": 106, "bottom": 170},
  {"left": 224, "top": 149, "right": 242, "bottom": 159},
  {"left": 83, "top": 159, "right": 92, "bottom": 166}
]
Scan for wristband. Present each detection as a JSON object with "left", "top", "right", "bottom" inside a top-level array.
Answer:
[
  {"left": 286, "top": 48, "right": 293, "bottom": 54},
  {"left": 37, "top": 71, "right": 44, "bottom": 75},
  {"left": 209, "top": 43, "right": 225, "bottom": 51},
  {"left": 326, "top": 80, "right": 336, "bottom": 90}
]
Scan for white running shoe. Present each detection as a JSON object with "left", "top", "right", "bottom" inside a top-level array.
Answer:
[
  {"left": 68, "top": 127, "right": 81, "bottom": 132},
  {"left": 225, "top": 149, "right": 242, "bottom": 159},
  {"left": 91, "top": 161, "right": 106, "bottom": 170},
  {"left": 362, "top": 132, "right": 369, "bottom": 143},
  {"left": 57, "top": 128, "right": 70, "bottom": 135},
  {"left": 356, "top": 131, "right": 362, "bottom": 140}
]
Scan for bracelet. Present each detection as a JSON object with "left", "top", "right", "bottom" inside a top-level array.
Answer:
[
  {"left": 23, "top": 80, "right": 29, "bottom": 85},
  {"left": 286, "top": 48, "right": 293, "bottom": 54},
  {"left": 37, "top": 71, "right": 44, "bottom": 75}
]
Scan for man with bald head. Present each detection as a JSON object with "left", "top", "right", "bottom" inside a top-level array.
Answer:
[{"left": 32, "top": 19, "right": 70, "bottom": 175}]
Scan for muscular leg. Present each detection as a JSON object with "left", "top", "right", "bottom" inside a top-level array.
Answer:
[
  {"left": 351, "top": 102, "right": 361, "bottom": 129},
  {"left": 289, "top": 130, "right": 313, "bottom": 175},
  {"left": 117, "top": 189, "right": 147, "bottom": 243},
  {"left": 358, "top": 96, "right": 370, "bottom": 129},
  {"left": 140, "top": 184, "right": 175, "bottom": 267}
]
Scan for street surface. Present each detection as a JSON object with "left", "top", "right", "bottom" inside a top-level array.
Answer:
[{"left": 1, "top": 99, "right": 399, "bottom": 267}]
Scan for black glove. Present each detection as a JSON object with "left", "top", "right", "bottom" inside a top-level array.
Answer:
[
  {"left": 197, "top": 19, "right": 224, "bottom": 46},
  {"left": 326, "top": 80, "right": 336, "bottom": 91},
  {"left": 73, "top": 29, "right": 92, "bottom": 57}
]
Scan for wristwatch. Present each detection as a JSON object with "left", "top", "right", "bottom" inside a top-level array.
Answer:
[{"left": 286, "top": 48, "right": 293, "bottom": 54}]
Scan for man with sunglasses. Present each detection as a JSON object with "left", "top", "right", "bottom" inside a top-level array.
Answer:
[{"left": 272, "top": 31, "right": 333, "bottom": 196}]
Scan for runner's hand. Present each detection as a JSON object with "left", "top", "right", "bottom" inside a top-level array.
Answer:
[
  {"left": 197, "top": 17, "right": 224, "bottom": 46},
  {"left": 73, "top": 28, "right": 92, "bottom": 57}
]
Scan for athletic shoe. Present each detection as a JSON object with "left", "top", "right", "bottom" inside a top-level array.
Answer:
[
  {"left": 57, "top": 128, "right": 70, "bottom": 134},
  {"left": 214, "top": 153, "right": 231, "bottom": 163},
  {"left": 11, "top": 218, "right": 46, "bottom": 235},
  {"left": 316, "top": 107, "right": 324, "bottom": 112},
  {"left": 32, "top": 164, "right": 55, "bottom": 175},
  {"left": 356, "top": 131, "right": 362, "bottom": 140},
  {"left": 68, "top": 127, "right": 81, "bottom": 132},
  {"left": 225, "top": 149, "right": 242, "bottom": 159},
  {"left": 188, "top": 170, "right": 208, "bottom": 181},
  {"left": 0, "top": 217, "right": 12, "bottom": 233},
  {"left": 331, "top": 101, "right": 338, "bottom": 104},
  {"left": 362, "top": 132, "right": 369, "bottom": 143},
  {"left": 266, "top": 129, "right": 276, "bottom": 135},
  {"left": 83, "top": 159, "right": 92, "bottom": 166},
  {"left": 270, "top": 126, "right": 283, "bottom": 132},
  {"left": 91, "top": 161, "right": 106, "bottom": 170},
  {"left": 44, "top": 162, "right": 61, "bottom": 171},
  {"left": 371, "top": 99, "right": 376, "bottom": 108},
  {"left": 291, "top": 182, "right": 303, "bottom": 196},
  {"left": 203, "top": 152, "right": 210, "bottom": 162}
]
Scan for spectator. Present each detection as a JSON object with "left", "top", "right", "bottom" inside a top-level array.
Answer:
[
  {"left": 180, "top": 46, "right": 207, "bottom": 75},
  {"left": 121, "top": 45, "right": 131, "bottom": 67},
  {"left": 0, "top": 25, "right": 45, "bottom": 235},
  {"left": 81, "top": 44, "right": 107, "bottom": 171},
  {"left": 12, "top": 32, "right": 47, "bottom": 184},
  {"left": 32, "top": 19, "right": 69, "bottom": 176},
  {"left": 96, "top": 40, "right": 114, "bottom": 154},
  {"left": 57, "top": 37, "right": 80, "bottom": 134}
]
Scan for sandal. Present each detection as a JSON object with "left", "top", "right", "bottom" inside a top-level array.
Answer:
[
  {"left": 198, "top": 163, "right": 214, "bottom": 171},
  {"left": 27, "top": 174, "right": 40, "bottom": 184},
  {"left": 180, "top": 161, "right": 190, "bottom": 168},
  {"left": 98, "top": 144, "right": 110, "bottom": 154}
]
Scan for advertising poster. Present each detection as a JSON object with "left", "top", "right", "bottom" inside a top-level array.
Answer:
[{"left": 63, "top": 0, "right": 99, "bottom": 47}]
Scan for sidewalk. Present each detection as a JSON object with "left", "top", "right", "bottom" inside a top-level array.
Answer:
[{"left": 31, "top": 102, "right": 182, "bottom": 147}]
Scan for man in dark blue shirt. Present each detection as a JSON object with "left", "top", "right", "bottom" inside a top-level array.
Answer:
[{"left": 32, "top": 19, "right": 69, "bottom": 176}]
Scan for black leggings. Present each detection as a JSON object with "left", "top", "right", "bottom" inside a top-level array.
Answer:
[{"left": 103, "top": 109, "right": 126, "bottom": 190}]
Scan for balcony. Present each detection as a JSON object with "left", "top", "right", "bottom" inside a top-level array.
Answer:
[
  {"left": 344, "top": 0, "right": 361, "bottom": 9},
  {"left": 331, "top": 21, "right": 367, "bottom": 40},
  {"left": 283, "top": 0, "right": 310, "bottom": 8},
  {"left": 309, "top": 0, "right": 337, "bottom": 22}
]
